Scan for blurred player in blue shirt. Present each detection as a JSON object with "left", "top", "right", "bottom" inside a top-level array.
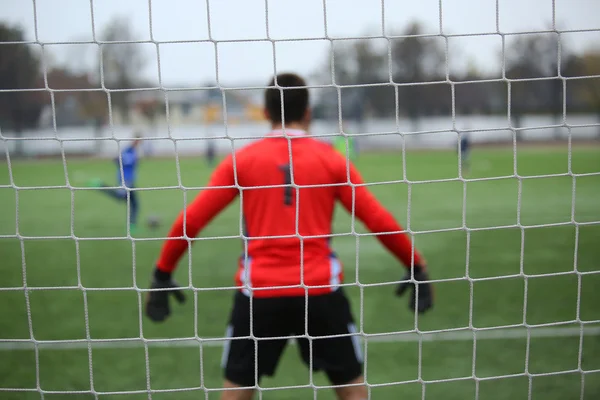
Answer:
[
  {"left": 88, "top": 133, "right": 142, "bottom": 234},
  {"left": 119, "top": 142, "right": 139, "bottom": 187}
]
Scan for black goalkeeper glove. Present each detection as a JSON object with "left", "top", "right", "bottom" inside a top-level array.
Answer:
[
  {"left": 145, "top": 268, "right": 186, "bottom": 322},
  {"left": 395, "top": 265, "right": 433, "bottom": 314}
]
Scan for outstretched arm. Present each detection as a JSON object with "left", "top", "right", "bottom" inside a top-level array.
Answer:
[
  {"left": 155, "top": 155, "right": 239, "bottom": 274},
  {"left": 336, "top": 161, "right": 433, "bottom": 313},
  {"left": 147, "top": 156, "right": 239, "bottom": 322},
  {"left": 336, "top": 162, "right": 423, "bottom": 269}
]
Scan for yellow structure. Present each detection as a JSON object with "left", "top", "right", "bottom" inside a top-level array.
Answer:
[
  {"left": 245, "top": 104, "right": 265, "bottom": 122},
  {"left": 202, "top": 100, "right": 265, "bottom": 125},
  {"left": 203, "top": 103, "right": 222, "bottom": 124}
]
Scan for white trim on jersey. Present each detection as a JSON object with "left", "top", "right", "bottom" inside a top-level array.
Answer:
[
  {"left": 329, "top": 257, "right": 342, "bottom": 289},
  {"left": 241, "top": 257, "right": 253, "bottom": 297},
  {"left": 266, "top": 129, "right": 308, "bottom": 137}
]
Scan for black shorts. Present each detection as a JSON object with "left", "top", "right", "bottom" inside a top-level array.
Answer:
[{"left": 222, "top": 289, "right": 363, "bottom": 387}]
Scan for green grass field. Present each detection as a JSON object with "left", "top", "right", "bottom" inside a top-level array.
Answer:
[{"left": 1, "top": 144, "right": 599, "bottom": 400}]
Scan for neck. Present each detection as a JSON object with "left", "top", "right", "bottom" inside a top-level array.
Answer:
[{"left": 271, "top": 122, "right": 307, "bottom": 132}]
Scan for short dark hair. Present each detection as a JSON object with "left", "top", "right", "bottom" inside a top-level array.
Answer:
[{"left": 264, "top": 73, "right": 309, "bottom": 124}]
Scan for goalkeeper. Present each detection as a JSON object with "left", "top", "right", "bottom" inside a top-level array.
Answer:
[
  {"left": 88, "top": 133, "right": 142, "bottom": 234},
  {"left": 145, "top": 73, "right": 433, "bottom": 400}
]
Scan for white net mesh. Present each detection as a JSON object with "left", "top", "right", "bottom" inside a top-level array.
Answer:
[{"left": 1, "top": 0, "right": 600, "bottom": 399}]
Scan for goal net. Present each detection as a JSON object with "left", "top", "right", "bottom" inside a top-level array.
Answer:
[{"left": 1, "top": 0, "right": 600, "bottom": 399}]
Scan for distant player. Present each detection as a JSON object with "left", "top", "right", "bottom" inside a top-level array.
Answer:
[
  {"left": 88, "top": 133, "right": 142, "bottom": 234},
  {"left": 459, "top": 132, "right": 471, "bottom": 174},
  {"left": 145, "top": 74, "right": 433, "bottom": 400},
  {"left": 333, "top": 126, "right": 357, "bottom": 161},
  {"left": 206, "top": 138, "right": 216, "bottom": 167}
]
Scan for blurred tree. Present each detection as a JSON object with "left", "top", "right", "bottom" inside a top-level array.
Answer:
[
  {"left": 80, "top": 89, "right": 108, "bottom": 152},
  {"left": 79, "top": 90, "right": 108, "bottom": 127},
  {"left": 340, "top": 39, "right": 390, "bottom": 120},
  {"left": 137, "top": 97, "right": 163, "bottom": 131},
  {"left": 330, "top": 42, "right": 355, "bottom": 86},
  {"left": 313, "top": 38, "right": 390, "bottom": 120},
  {"left": 392, "top": 22, "right": 446, "bottom": 83},
  {"left": 0, "top": 24, "right": 43, "bottom": 155},
  {"left": 100, "top": 17, "right": 146, "bottom": 123},
  {"left": 561, "top": 53, "right": 585, "bottom": 113},
  {"left": 505, "top": 33, "right": 566, "bottom": 139},
  {"left": 580, "top": 52, "right": 600, "bottom": 109},
  {"left": 312, "top": 22, "right": 453, "bottom": 125},
  {"left": 45, "top": 67, "right": 108, "bottom": 152},
  {"left": 452, "top": 59, "right": 504, "bottom": 115},
  {"left": 575, "top": 50, "right": 600, "bottom": 136},
  {"left": 353, "top": 39, "right": 393, "bottom": 119},
  {"left": 391, "top": 22, "right": 446, "bottom": 130}
]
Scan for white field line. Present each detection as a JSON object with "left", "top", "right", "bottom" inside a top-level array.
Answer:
[{"left": 1, "top": 326, "right": 599, "bottom": 351}]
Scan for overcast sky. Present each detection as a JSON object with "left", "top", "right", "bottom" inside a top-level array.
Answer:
[{"left": 2, "top": 0, "right": 600, "bottom": 87}]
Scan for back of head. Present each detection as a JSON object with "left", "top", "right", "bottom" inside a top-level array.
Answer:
[{"left": 264, "top": 73, "right": 309, "bottom": 125}]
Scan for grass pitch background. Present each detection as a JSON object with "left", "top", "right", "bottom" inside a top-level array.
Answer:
[{"left": 1, "top": 144, "right": 599, "bottom": 399}]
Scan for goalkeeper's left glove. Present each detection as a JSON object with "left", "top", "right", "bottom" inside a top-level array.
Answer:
[
  {"left": 145, "top": 268, "right": 186, "bottom": 322},
  {"left": 395, "top": 265, "right": 433, "bottom": 314}
]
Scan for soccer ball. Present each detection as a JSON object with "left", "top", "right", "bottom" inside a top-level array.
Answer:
[{"left": 147, "top": 215, "right": 161, "bottom": 230}]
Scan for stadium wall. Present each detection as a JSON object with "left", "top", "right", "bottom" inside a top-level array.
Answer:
[{"left": 1, "top": 114, "right": 599, "bottom": 158}]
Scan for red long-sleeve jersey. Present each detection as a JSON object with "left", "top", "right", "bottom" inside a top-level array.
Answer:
[{"left": 156, "top": 129, "right": 423, "bottom": 297}]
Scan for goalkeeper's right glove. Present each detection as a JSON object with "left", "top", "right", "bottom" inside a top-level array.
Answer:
[
  {"left": 395, "top": 265, "right": 433, "bottom": 314},
  {"left": 145, "top": 268, "right": 186, "bottom": 323}
]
